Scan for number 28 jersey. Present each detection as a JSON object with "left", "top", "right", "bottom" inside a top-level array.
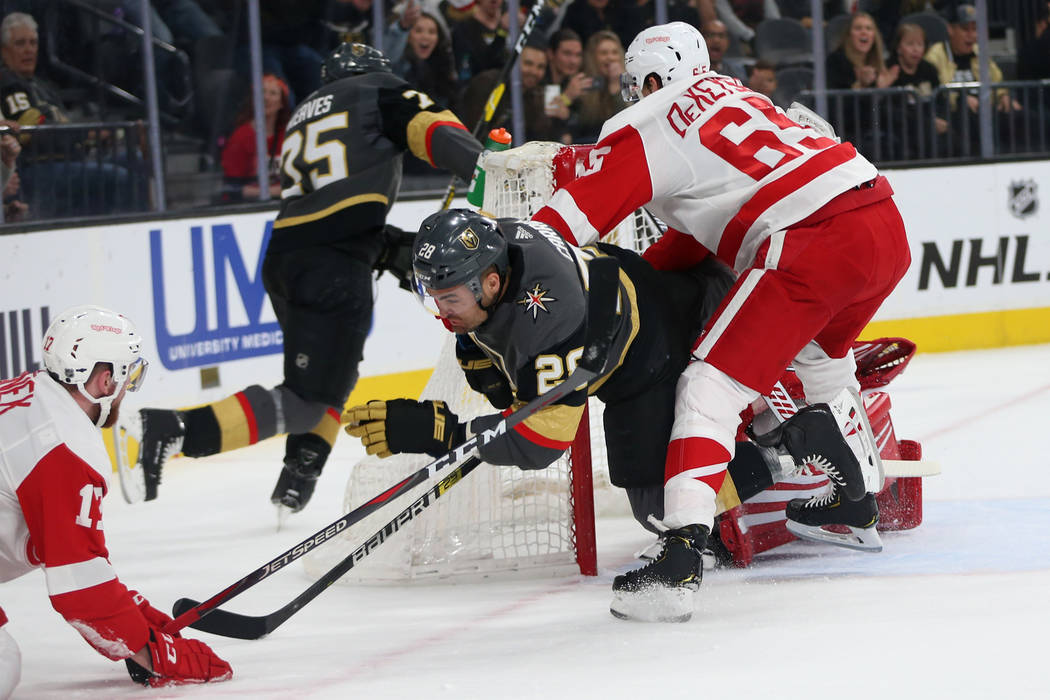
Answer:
[{"left": 533, "top": 73, "right": 879, "bottom": 273}]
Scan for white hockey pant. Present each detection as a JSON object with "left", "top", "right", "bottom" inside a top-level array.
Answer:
[{"left": 664, "top": 361, "right": 758, "bottom": 531}]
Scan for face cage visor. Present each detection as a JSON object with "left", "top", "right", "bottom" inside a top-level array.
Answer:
[
  {"left": 125, "top": 356, "right": 149, "bottom": 392},
  {"left": 620, "top": 72, "right": 642, "bottom": 102},
  {"left": 412, "top": 275, "right": 484, "bottom": 319}
]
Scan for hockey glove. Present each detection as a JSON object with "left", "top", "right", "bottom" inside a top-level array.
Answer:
[
  {"left": 344, "top": 399, "right": 465, "bottom": 458},
  {"left": 126, "top": 629, "right": 231, "bottom": 687},
  {"left": 456, "top": 335, "right": 513, "bottom": 409},
  {"left": 375, "top": 224, "right": 417, "bottom": 291}
]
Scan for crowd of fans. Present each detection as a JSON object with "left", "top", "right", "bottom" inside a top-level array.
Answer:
[{"left": 0, "top": 0, "right": 1046, "bottom": 221}]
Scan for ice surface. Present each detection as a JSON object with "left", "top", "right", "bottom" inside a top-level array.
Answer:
[{"left": 5, "top": 344, "right": 1049, "bottom": 698}]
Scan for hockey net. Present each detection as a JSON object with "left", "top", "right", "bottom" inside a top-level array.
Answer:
[{"left": 303, "top": 142, "right": 663, "bottom": 584}]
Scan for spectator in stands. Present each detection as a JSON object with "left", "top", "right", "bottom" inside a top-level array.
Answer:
[
  {"left": 883, "top": 22, "right": 948, "bottom": 157},
  {"left": 826, "top": 10, "right": 886, "bottom": 91},
  {"left": 715, "top": 0, "right": 780, "bottom": 48},
  {"left": 546, "top": 28, "right": 593, "bottom": 114},
  {"left": 392, "top": 9, "right": 456, "bottom": 110},
  {"left": 924, "top": 3, "right": 1025, "bottom": 154},
  {"left": 451, "top": 0, "right": 509, "bottom": 83},
  {"left": 0, "top": 118, "right": 26, "bottom": 221},
  {"left": 748, "top": 59, "right": 779, "bottom": 102},
  {"left": 825, "top": 11, "right": 890, "bottom": 156},
  {"left": 0, "top": 12, "right": 144, "bottom": 220},
  {"left": 457, "top": 42, "right": 571, "bottom": 143},
  {"left": 703, "top": 18, "right": 749, "bottom": 81},
  {"left": 220, "top": 73, "right": 290, "bottom": 203},
  {"left": 883, "top": 22, "right": 940, "bottom": 94},
  {"left": 572, "top": 30, "right": 629, "bottom": 142}
]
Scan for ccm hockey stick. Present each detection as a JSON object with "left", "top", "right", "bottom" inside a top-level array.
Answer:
[
  {"left": 167, "top": 257, "right": 623, "bottom": 639},
  {"left": 440, "top": 0, "right": 566, "bottom": 209}
]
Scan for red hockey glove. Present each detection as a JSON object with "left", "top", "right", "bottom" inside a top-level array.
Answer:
[
  {"left": 127, "top": 629, "right": 232, "bottom": 687},
  {"left": 129, "top": 591, "right": 178, "bottom": 636}
]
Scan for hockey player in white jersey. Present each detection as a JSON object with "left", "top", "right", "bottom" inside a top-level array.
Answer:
[
  {"left": 532, "top": 22, "right": 911, "bottom": 620},
  {"left": 0, "top": 306, "right": 231, "bottom": 693}
]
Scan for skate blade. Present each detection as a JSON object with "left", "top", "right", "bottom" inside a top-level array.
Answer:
[
  {"left": 610, "top": 586, "right": 694, "bottom": 623},
  {"left": 786, "top": 520, "right": 883, "bottom": 553},
  {"left": 275, "top": 504, "right": 294, "bottom": 532},
  {"left": 114, "top": 413, "right": 146, "bottom": 504}
]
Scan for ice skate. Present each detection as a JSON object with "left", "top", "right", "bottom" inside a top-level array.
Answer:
[
  {"left": 270, "top": 434, "right": 329, "bottom": 515},
  {"left": 786, "top": 491, "right": 882, "bottom": 552},
  {"left": 137, "top": 409, "right": 186, "bottom": 502},
  {"left": 611, "top": 524, "right": 707, "bottom": 623},
  {"left": 755, "top": 403, "right": 868, "bottom": 502}
]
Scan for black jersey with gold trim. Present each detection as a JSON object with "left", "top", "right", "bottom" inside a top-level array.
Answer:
[
  {"left": 466, "top": 220, "right": 641, "bottom": 469},
  {"left": 270, "top": 71, "right": 481, "bottom": 254}
]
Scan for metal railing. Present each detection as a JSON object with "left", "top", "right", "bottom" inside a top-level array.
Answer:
[
  {"left": 796, "top": 80, "right": 1050, "bottom": 166},
  {"left": 1, "top": 122, "right": 151, "bottom": 224}
]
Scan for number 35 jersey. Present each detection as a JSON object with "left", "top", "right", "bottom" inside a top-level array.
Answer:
[
  {"left": 271, "top": 71, "right": 481, "bottom": 254},
  {"left": 533, "top": 73, "right": 878, "bottom": 273}
]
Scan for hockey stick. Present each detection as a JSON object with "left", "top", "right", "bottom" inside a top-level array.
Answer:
[
  {"left": 166, "top": 256, "right": 623, "bottom": 639},
  {"left": 760, "top": 381, "right": 939, "bottom": 478},
  {"left": 440, "top": 0, "right": 565, "bottom": 210}
]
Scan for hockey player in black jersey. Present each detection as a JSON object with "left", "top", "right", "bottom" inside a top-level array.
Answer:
[
  {"left": 125, "top": 44, "right": 485, "bottom": 514},
  {"left": 343, "top": 209, "right": 869, "bottom": 622}
]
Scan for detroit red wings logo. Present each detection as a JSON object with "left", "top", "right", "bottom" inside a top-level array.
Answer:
[{"left": 517, "top": 283, "right": 556, "bottom": 320}]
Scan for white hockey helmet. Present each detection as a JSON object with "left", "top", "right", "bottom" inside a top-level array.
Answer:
[
  {"left": 43, "top": 305, "right": 148, "bottom": 426},
  {"left": 621, "top": 22, "right": 710, "bottom": 102}
]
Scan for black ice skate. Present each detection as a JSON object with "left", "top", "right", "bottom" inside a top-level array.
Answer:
[
  {"left": 786, "top": 491, "right": 883, "bottom": 553},
  {"left": 138, "top": 409, "right": 186, "bottom": 501},
  {"left": 270, "top": 434, "right": 330, "bottom": 514},
  {"left": 611, "top": 524, "right": 707, "bottom": 623},
  {"left": 754, "top": 404, "right": 868, "bottom": 502}
]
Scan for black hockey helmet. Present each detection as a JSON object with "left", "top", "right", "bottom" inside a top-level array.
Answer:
[
  {"left": 412, "top": 209, "right": 509, "bottom": 307},
  {"left": 321, "top": 42, "right": 391, "bottom": 84}
]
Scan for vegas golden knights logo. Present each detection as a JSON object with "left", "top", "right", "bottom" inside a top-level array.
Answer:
[{"left": 459, "top": 227, "right": 479, "bottom": 250}]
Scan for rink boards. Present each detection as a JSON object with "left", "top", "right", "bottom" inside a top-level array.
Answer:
[{"left": 0, "top": 159, "right": 1048, "bottom": 415}]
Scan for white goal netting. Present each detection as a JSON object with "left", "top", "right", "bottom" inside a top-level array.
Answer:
[{"left": 303, "top": 142, "right": 663, "bottom": 584}]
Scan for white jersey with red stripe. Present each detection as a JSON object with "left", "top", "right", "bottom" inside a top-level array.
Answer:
[
  {"left": 0, "top": 371, "right": 149, "bottom": 660},
  {"left": 533, "top": 72, "right": 878, "bottom": 273}
]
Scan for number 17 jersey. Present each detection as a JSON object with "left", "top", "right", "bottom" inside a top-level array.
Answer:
[{"left": 533, "top": 73, "right": 879, "bottom": 273}]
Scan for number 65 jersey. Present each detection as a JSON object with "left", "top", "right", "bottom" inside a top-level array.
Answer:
[{"left": 533, "top": 73, "right": 880, "bottom": 273}]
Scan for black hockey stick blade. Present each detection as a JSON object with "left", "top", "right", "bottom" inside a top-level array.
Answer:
[
  {"left": 170, "top": 257, "right": 623, "bottom": 639},
  {"left": 178, "top": 454, "right": 486, "bottom": 640}
]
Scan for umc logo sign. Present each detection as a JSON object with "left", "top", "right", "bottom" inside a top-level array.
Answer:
[{"left": 151, "top": 221, "right": 282, "bottom": 370}]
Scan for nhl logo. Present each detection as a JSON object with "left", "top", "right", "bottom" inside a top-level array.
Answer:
[
  {"left": 458, "top": 227, "right": 479, "bottom": 250},
  {"left": 1008, "top": 179, "right": 1037, "bottom": 219}
]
